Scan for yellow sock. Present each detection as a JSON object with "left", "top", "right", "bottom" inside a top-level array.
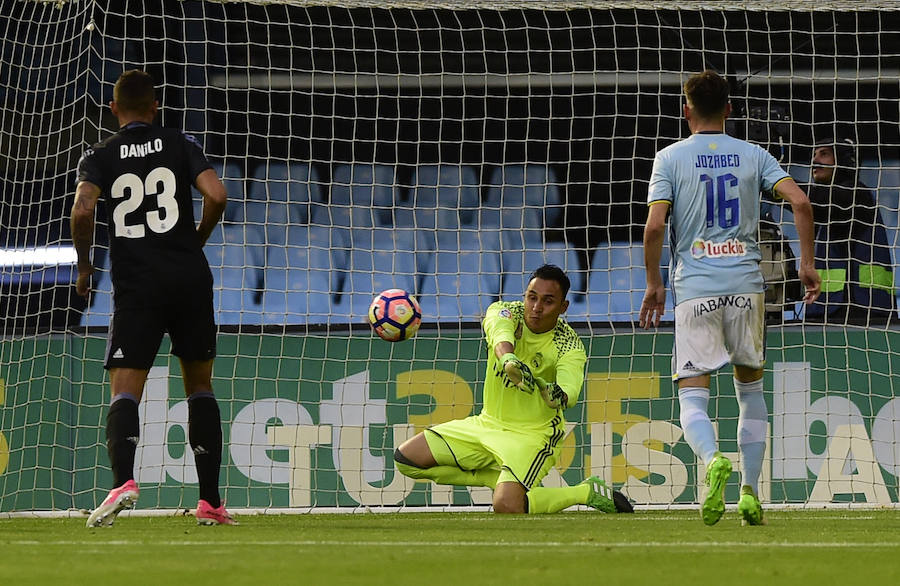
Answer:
[
  {"left": 396, "top": 462, "right": 498, "bottom": 488},
  {"left": 526, "top": 484, "right": 591, "bottom": 514}
]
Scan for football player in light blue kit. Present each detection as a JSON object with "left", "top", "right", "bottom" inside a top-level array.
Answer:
[{"left": 640, "top": 70, "right": 821, "bottom": 526}]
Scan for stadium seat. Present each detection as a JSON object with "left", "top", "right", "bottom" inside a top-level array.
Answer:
[
  {"left": 296, "top": 224, "right": 345, "bottom": 323},
  {"left": 81, "top": 262, "right": 113, "bottom": 327},
  {"left": 335, "top": 252, "right": 418, "bottom": 321},
  {"left": 323, "top": 164, "right": 425, "bottom": 320},
  {"left": 190, "top": 160, "right": 242, "bottom": 255},
  {"left": 411, "top": 164, "right": 481, "bottom": 250},
  {"left": 417, "top": 249, "right": 501, "bottom": 322},
  {"left": 500, "top": 242, "right": 580, "bottom": 298},
  {"left": 259, "top": 224, "right": 348, "bottom": 324},
  {"left": 608, "top": 243, "right": 646, "bottom": 322},
  {"left": 247, "top": 161, "right": 319, "bottom": 246},
  {"left": 587, "top": 242, "right": 674, "bottom": 323},
  {"left": 407, "top": 164, "right": 481, "bottom": 290},
  {"left": 485, "top": 164, "right": 563, "bottom": 252},
  {"left": 313, "top": 164, "right": 404, "bottom": 310},
  {"left": 489, "top": 164, "right": 563, "bottom": 218},
  {"left": 204, "top": 224, "right": 264, "bottom": 324},
  {"left": 584, "top": 245, "right": 613, "bottom": 322},
  {"left": 330, "top": 163, "right": 397, "bottom": 228},
  {"left": 194, "top": 160, "right": 244, "bottom": 225},
  {"left": 332, "top": 227, "right": 418, "bottom": 321}
]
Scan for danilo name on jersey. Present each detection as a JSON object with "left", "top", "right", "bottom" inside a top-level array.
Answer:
[{"left": 120, "top": 138, "right": 164, "bottom": 159}]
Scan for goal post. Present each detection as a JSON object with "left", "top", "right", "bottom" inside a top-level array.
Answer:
[{"left": 1, "top": 0, "right": 899, "bottom": 514}]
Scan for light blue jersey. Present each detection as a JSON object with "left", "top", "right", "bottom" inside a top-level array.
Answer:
[{"left": 647, "top": 131, "right": 791, "bottom": 304}]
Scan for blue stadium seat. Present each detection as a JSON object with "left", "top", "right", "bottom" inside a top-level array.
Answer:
[
  {"left": 246, "top": 161, "right": 319, "bottom": 246},
  {"left": 485, "top": 164, "right": 563, "bottom": 252},
  {"left": 303, "top": 226, "right": 351, "bottom": 324},
  {"left": 312, "top": 165, "right": 400, "bottom": 310},
  {"left": 259, "top": 224, "right": 348, "bottom": 324},
  {"left": 586, "top": 242, "right": 674, "bottom": 323},
  {"left": 319, "top": 165, "right": 425, "bottom": 320},
  {"left": 574, "top": 291, "right": 610, "bottom": 322},
  {"left": 330, "top": 163, "right": 396, "bottom": 228},
  {"left": 501, "top": 242, "right": 580, "bottom": 298},
  {"left": 417, "top": 249, "right": 501, "bottom": 321},
  {"left": 488, "top": 164, "right": 563, "bottom": 224},
  {"left": 331, "top": 227, "right": 418, "bottom": 321},
  {"left": 584, "top": 245, "right": 613, "bottom": 322},
  {"left": 411, "top": 164, "right": 481, "bottom": 250},
  {"left": 81, "top": 260, "right": 113, "bottom": 327},
  {"left": 204, "top": 225, "right": 264, "bottom": 324},
  {"left": 607, "top": 243, "right": 645, "bottom": 322},
  {"left": 193, "top": 160, "right": 244, "bottom": 225}
]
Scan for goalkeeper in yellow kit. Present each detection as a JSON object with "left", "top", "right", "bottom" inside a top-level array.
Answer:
[{"left": 394, "top": 264, "right": 632, "bottom": 514}]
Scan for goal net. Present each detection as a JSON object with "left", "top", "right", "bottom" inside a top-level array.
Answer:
[{"left": 1, "top": 0, "right": 899, "bottom": 514}]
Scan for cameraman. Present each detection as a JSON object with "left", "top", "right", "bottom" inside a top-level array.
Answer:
[{"left": 805, "top": 134, "right": 895, "bottom": 325}]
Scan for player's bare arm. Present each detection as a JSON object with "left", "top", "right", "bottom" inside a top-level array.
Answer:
[
  {"left": 640, "top": 200, "right": 669, "bottom": 328},
  {"left": 774, "top": 177, "right": 821, "bottom": 303},
  {"left": 71, "top": 180, "right": 101, "bottom": 298},
  {"left": 194, "top": 168, "right": 227, "bottom": 245}
]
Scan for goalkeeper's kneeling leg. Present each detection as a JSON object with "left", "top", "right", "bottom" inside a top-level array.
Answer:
[
  {"left": 394, "top": 448, "right": 499, "bottom": 488},
  {"left": 393, "top": 449, "right": 430, "bottom": 480}
]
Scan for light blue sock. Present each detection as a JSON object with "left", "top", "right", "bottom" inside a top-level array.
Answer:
[
  {"left": 735, "top": 378, "right": 767, "bottom": 495},
  {"left": 678, "top": 387, "right": 718, "bottom": 466}
]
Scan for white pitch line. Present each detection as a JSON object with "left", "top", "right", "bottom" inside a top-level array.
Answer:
[{"left": 5, "top": 540, "right": 900, "bottom": 548}]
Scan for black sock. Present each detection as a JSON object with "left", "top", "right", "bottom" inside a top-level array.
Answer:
[
  {"left": 106, "top": 395, "right": 140, "bottom": 488},
  {"left": 188, "top": 393, "right": 223, "bottom": 508}
]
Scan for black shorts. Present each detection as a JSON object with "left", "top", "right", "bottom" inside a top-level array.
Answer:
[{"left": 104, "top": 288, "right": 217, "bottom": 370}]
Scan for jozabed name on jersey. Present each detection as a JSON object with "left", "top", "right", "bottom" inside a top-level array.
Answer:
[{"left": 694, "top": 153, "right": 740, "bottom": 169}]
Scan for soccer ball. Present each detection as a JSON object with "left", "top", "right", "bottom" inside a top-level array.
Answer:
[{"left": 368, "top": 289, "right": 422, "bottom": 342}]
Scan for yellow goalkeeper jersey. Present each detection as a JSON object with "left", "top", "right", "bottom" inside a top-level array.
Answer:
[{"left": 481, "top": 300, "right": 587, "bottom": 431}]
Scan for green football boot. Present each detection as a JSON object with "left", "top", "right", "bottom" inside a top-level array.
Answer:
[
  {"left": 581, "top": 476, "right": 617, "bottom": 513},
  {"left": 701, "top": 453, "right": 732, "bottom": 526},
  {"left": 738, "top": 485, "right": 766, "bottom": 526}
]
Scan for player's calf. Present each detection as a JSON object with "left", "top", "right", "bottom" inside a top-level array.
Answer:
[{"left": 493, "top": 482, "right": 527, "bottom": 514}]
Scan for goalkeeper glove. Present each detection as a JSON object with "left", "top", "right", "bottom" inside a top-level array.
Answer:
[
  {"left": 535, "top": 378, "right": 568, "bottom": 410},
  {"left": 501, "top": 353, "right": 535, "bottom": 393},
  {"left": 501, "top": 354, "right": 568, "bottom": 409}
]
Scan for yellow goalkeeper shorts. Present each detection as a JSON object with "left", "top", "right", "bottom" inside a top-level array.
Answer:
[{"left": 424, "top": 414, "right": 564, "bottom": 489}]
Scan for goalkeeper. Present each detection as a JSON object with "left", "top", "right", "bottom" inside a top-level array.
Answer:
[{"left": 394, "top": 264, "right": 632, "bottom": 514}]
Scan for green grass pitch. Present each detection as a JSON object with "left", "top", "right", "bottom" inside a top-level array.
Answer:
[{"left": 1, "top": 510, "right": 899, "bottom": 585}]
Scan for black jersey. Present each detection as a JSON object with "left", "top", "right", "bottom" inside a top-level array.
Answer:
[{"left": 76, "top": 122, "right": 213, "bottom": 308}]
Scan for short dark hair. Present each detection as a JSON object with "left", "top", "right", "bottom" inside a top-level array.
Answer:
[
  {"left": 113, "top": 70, "right": 156, "bottom": 114},
  {"left": 529, "top": 264, "right": 570, "bottom": 298},
  {"left": 684, "top": 70, "right": 729, "bottom": 118},
  {"left": 815, "top": 134, "right": 859, "bottom": 170}
]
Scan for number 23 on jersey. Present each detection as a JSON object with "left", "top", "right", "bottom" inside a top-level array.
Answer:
[{"left": 111, "top": 166, "right": 179, "bottom": 238}]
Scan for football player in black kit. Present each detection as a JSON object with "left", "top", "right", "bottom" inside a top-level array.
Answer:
[{"left": 72, "top": 70, "right": 234, "bottom": 526}]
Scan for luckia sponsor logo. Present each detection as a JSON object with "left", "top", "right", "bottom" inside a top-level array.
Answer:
[{"left": 690, "top": 238, "right": 746, "bottom": 259}]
